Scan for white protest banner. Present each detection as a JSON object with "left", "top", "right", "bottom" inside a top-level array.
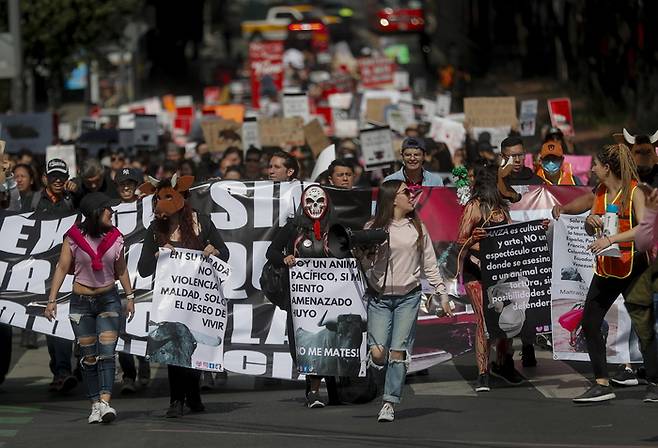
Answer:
[
  {"left": 360, "top": 125, "right": 396, "bottom": 170},
  {"left": 46, "top": 145, "right": 77, "bottom": 178},
  {"left": 420, "top": 98, "right": 437, "bottom": 120},
  {"left": 133, "top": 114, "right": 158, "bottom": 147},
  {"left": 393, "top": 70, "right": 410, "bottom": 91},
  {"left": 289, "top": 258, "right": 367, "bottom": 376},
  {"left": 283, "top": 92, "right": 311, "bottom": 123},
  {"left": 309, "top": 144, "right": 335, "bottom": 181},
  {"left": 551, "top": 215, "right": 640, "bottom": 363},
  {"left": 242, "top": 117, "right": 260, "bottom": 151},
  {"left": 428, "top": 116, "right": 466, "bottom": 156},
  {"left": 519, "top": 99, "right": 538, "bottom": 137},
  {"left": 148, "top": 248, "right": 231, "bottom": 372},
  {"left": 436, "top": 93, "right": 452, "bottom": 117}
]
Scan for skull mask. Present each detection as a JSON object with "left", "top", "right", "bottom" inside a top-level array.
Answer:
[{"left": 302, "top": 185, "right": 328, "bottom": 220}]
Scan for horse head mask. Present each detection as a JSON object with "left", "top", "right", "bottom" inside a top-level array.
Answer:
[{"left": 139, "top": 174, "right": 195, "bottom": 220}]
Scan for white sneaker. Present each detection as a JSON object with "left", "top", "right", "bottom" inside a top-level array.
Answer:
[
  {"left": 99, "top": 400, "right": 116, "bottom": 423},
  {"left": 377, "top": 402, "right": 395, "bottom": 422},
  {"left": 88, "top": 402, "right": 101, "bottom": 424}
]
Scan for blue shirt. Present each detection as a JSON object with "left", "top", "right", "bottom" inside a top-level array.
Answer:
[{"left": 383, "top": 168, "right": 445, "bottom": 187}]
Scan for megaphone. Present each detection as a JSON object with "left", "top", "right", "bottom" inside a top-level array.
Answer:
[{"left": 328, "top": 224, "right": 388, "bottom": 259}]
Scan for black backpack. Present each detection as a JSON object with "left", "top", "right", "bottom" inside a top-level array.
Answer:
[{"left": 259, "top": 260, "right": 290, "bottom": 310}]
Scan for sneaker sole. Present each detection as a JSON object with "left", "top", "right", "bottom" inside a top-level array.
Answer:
[
  {"left": 101, "top": 412, "right": 116, "bottom": 423},
  {"left": 307, "top": 401, "right": 325, "bottom": 409},
  {"left": 573, "top": 393, "right": 616, "bottom": 403},
  {"left": 610, "top": 379, "right": 639, "bottom": 386},
  {"left": 643, "top": 397, "right": 658, "bottom": 403},
  {"left": 475, "top": 386, "right": 491, "bottom": 392},
  {"left": 377, "top": 417, "right": 394, "bottom": 422},
  {"left": 490, "top": 370, "right": 524, "bottom": 386}
]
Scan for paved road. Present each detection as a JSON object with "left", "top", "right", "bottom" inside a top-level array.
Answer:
[{"left": 1, "top": 334, "right": 657, "bottom": 448}]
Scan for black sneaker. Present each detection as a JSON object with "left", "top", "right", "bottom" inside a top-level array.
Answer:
[
  {"left": 165, "top": 401, "right": 184, "bottom": 418},
  {"left": 59, "top": 375, "right": 78, "bottom": 393},
  {"left": 521, "top": 345, "right": 537, "bottom": 368},
  {"left": 306, "top": 391, "right": 325, "bottom": 409},
  {"left": 573, "top": 383, "right": 616, "bottom": 403},
  {"left": 475, "top": 373, "right": 490, "bottom": 392},
  {"left": 610, "top": 367, "right": 639, "bottom": 386},
  {"left": 490, "top": 360, "right": 524, "bottom": 385},
  {"left": 643, "top": 383, "right": 658, "bottom": 403},
  {"left": 186, "top": 401, "right": 206, "bottom": 413}
]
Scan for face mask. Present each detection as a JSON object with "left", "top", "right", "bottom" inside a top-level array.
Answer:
[{"left": 542, "top": 159, "right": 561, "bottom": 174}]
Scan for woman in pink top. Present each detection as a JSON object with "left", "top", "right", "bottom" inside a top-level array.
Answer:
[{"left": 45, "top": 192, "right": 134, "bottom": 424}]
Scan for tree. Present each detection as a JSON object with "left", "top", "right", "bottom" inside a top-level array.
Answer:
[{"left": 21, "top": 0, "right": 142, "bottom": 107}]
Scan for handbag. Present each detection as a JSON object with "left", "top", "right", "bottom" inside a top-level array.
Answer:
[
  {"left": 260, "top": 260, "right": 290, "bottom": 309},
  {"left": 558, "top": 304, "right": 584, "bottom": 333}
]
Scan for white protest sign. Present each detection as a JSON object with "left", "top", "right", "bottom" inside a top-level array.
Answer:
[
  {"left": 289, "top": 258, "right": 367, "bottom": 376},
  {"left": 309, "top": 144, "right": 335, "bottom": 181},
  {"left": 328, "top": 93, "right": 353, "bottom": 110},
  {"left": 429, "top": 116, "right": 466, "bottom": 156},
  {"left": 133, "top": 114, "right": 158, "bottom": 147},
  {"left": 46, "top": 145, "right": 77, "bottom": 178},
  {"left": 334, "top": 119, "right": 359, "bottom": 138},
  {"left": 148, "top": 248, "right": 231, "bottom": 372},
  {"left": 398, "top": 100, "right": 415, "bottom": 128},
  {"left": 420, "top": 98, "right": 437, "bottom": 120},
  {"left": 519, "top": 99, "right": 538, "bottom": 137},
  {"left": 242, "top": 117, "right": 260, "bottom": 150},
  {"left": 283, "top": 93, "right": 311, "bottom": 123},
  {"left": 436, "top": 93, "right": 452, "bottom": 117},
  {"left": 360, "top": 126, "right": 395, "bottom": 170},
  {"left": 393, "top": 71, "right": 410, "bottom": 90},
  {"left": 551, "top": 215, "right": 640, "bottom": 363},
  {"left": 471, "top": 126, "right": 511, "bottom": 152},
  {"left": 119, "top": 113, "right": 135, "bottom": 130}
]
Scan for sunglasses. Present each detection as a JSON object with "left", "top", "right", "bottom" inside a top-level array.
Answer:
[{"left": 47, "top": 175, "right": 69, "bottom": 183}]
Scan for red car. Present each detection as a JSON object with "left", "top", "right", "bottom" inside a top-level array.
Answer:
[{"left": 368, "top": 0, "right": 425, "bottom": 33}]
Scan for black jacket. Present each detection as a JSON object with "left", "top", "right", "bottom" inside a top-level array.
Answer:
[{"left": 506, "top": 167, "right": 545, "bottom": 186}]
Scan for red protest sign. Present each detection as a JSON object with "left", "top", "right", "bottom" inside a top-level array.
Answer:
[
  {"left": 204, "top": 86, "right": 221, "bottom": 105},
  {"left": 547, "top": 98, "right": 574, "bottom": 137},
  {"left": 249, "top": 41, "right": 284, "bottom": 109},
  {"left": 357, "top": 57, "right": 396, "bottom": 88}
]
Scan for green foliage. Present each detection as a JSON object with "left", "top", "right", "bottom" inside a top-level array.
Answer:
[
  {"left": 21, "top": 0, "right": 141, "bottom": 75},
  {"left": 452, "top": 165, "right": 470, "bottom": 188}
]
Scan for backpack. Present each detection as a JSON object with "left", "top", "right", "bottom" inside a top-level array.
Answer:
[{"left": 259, "top": 260, "right": 290, "bottom": 310}]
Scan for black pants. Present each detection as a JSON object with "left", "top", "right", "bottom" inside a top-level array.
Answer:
[
  {"left": 0, "top": 324, "right": 12, "bottom": 384},
  {"left": 168, "top": 365, "right": 201, "bottom": 406},
  {"left": 583, "top": 259, "right": 647, "bottom": 379}
]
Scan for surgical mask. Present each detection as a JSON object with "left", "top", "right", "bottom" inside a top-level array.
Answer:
[{"left": 542, "top": 159, "right": 561, "bottom": 174}]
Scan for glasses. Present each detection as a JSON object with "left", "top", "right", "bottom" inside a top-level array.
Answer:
[
  {"left": 508, "top": 154, "right": 525, "bottom": 160},
  {"left": 397, "top": 188, "right": 411, "bottom": 197}
]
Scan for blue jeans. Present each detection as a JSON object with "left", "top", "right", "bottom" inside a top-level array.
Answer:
[
  {"left": 69, "top": 288, "right": 121, "bottom": 400},
  {"left": 367, "top": 289, "right": 421, "bottom": 404}
]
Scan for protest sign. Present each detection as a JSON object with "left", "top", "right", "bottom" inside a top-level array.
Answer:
[
  {"left": 289, "top": 258, "right": 367, "bottom": 376},
  {"left": 334, "top": 119, "right": 359, "bottom": 138},
  {"left": 241, "top": 117, "right": 260, "bottom": 151},
  {"left": 204, "top": 86, "right": 221, "bottom": 105},
  {"left": 420, "top": 98, "right": 437, "bottom": 120},
  {"left": 519, "top": 99, "right": 538, "bottom": 137},
  {"left": 428, "top": 116, "right": 466, "bottom": 156},
  {"left": 471, "top": 126, "right": 511, "bottom": 152},
  {"left": 309, "top": 145, "right": 335, "bottom": 182},
  {"left": 358, "top": 56, "right": 395, "bottom": 88},
  {"left": 0, "top": 112, "right": 53, "bottom": 154},
  {"left": 386, "top": 106, "right": 407, "bottom": 135},
  {"left": 149, "top": 248, "right": 231, "bottom": 371},
  {"left": 215, "top": 104, "right": 245, "bottom": 123},
  {"left": 551, "top": 215, "right": 640, "bottom": 363},
  {"left": 58, "top": 123, "right": 72, "bottom": 142},
  {"left": 258, "top": 117, "right": 305, "bottom": 147},
  {"left": 303, "top": 119, "right": 331, "bottom": 158},
  {"left": 46, "top": 145, "right": 77, "bottom": 178},
  {"left": 393, "top": 71, "right": 410, "bottom": 90},
  {"left": 436, "top": 93, "right": 452, "bottom": 117},
  {"left": 118, "top": 113, "right": 135, "bottom": 130},
  {"left": 201, "top": 118, "right": 242, "bottom": 152},
  {"left": 133, "top": 114, "right": 158, "bottom": 147},
  {"left": 480, "top": 220, "right": 552, "bottom": 339},
  {"left": 464, "top": 97, "right": 517, "bottom": 129},
  {"left": 360, "top": 126, "right": 395, "bottom": 170},
  {"left": 249, "top": 41, "right": 284, "bottom": 109},
  {"left": 364, "top": 98, "right": 391, "bottom": 125},
  {"left": 283, "top": 93, "right": 311, "bottom": 123},
  {"left": 548, "top": 98, "right": 575, "bottom": 137},
  {"left": 398, "top": 100, "right": 415, "bottom": 128},
  {"left": 328, "top": 93, "right": 353, "bottom": 110}
]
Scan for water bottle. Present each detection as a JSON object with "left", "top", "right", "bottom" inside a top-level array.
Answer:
[{"left": 603, "top": 204, "right": 619, "bottom": 237}]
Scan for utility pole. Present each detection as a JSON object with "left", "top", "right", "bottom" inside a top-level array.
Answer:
[{"left": 8, "top": 0, "right": 23, "bottom": 113}]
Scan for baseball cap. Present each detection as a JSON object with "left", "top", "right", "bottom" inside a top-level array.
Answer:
[
  {"left": 115, "top": 167, "right": 143, "bottom": 185},
  {"left": 540, "top": 141, "right": 564, "bottom": 159},
  {"left": 401, "top": 136, "right": 426, "bottom": 152},
  {"left": 46, "top": 159, "right": 69, "bottom": 177}
]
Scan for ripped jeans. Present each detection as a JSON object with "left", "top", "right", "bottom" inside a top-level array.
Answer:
[
  {"left": 69, "top": 288, "right": 121, "bottom": 400},
  {"left": 367, "top": 288, "right": 421, "bottom": 404}
]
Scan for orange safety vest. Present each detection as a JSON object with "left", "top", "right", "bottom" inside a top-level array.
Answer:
[
  {"left": 592, "top": 181, "right": 637, "bottom": 278},
  {"left": 536, "top": 162, "right": 577, "bottom": 185}
]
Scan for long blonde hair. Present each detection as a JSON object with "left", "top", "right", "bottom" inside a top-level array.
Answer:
[{"left": 596, "top": 143, "right": 639, "bottom": 211}]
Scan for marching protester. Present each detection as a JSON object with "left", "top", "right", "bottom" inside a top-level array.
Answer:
[
  {"left": 72, "top": 158, "right": 120, "bottom": 206},
  {"left": 327, "top": 159, "right": 355, "bottom": 189},
  {"left": 358, "top": 179, "right": 450, "bottom": 422},
  {"left": 384, "top": 137, "right": 444, "bottom": 189},
  {"left": 114, "top": 167, "right": 143, "bottom": 204},
  {"left": 500, "top": 136, "right": 544, "bottom": 186},
  {"left": 244, "top": 147, "right": 263, "bottom": 180},
  {"left": 13, "top": 163, "right": 41, "bottom": 211},
  {"left": 137, "top": 174, "right": 229, "bottom": 417},
  {"left": 573, "top": 143, "right": 651, "bottom": 403},
  {"left": 268, "top": 150, "right": 299, "bottom": 182},
  {"left": 457, "top": 161, "right": 525, "bottom": 391},
  {"left": 266, "top": 185, "right": 340, "bottom": 408},
  {"left": 535, "top": 141, "right": 582, "bottom": 185},
  {"left": 44, "top": 192, "right": 135, "bottom": 423}
]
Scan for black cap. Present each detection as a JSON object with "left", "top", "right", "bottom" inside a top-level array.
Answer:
[
  {"left": 115, "top": 167, "right": 142, "bottom": 185},
  {"left": 46, "top": 159, "right": 68, "bottom": 176},
  {"left": 79, "top": 192, "right": 112, "bottom": 219},
  {"left": 401, "top": 137, "right": 426, "bottom": 152}
]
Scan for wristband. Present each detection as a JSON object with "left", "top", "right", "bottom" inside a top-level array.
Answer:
[
  {"left": 125, "top": 293, "right": 135, "bottom": 301},
  {"left": 48, "top": 300, "right": 57, "bottom": 304}
]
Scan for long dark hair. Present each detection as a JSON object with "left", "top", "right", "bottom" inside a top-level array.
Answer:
[
  {"left": 470, "top": 162, "right": 509, "bottom": 221},
  {"left": 152, "top": 201, "right": 203, "bottom": 250},
  {"left": 13, "top": 163, "right": 41, "bottom": 192},
  {"left": 596, "top": 143, "right": 638, "bottom": 211},
  {"left": 371, "top": 179, "right": 423, "bottom": 251},
  {"left": 78, "top": 208, "right": 111, "bottom": 238}
]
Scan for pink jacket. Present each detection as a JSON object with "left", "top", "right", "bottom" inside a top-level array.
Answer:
[{"left": 635, "top": 207, "right": 658, "bottom": 252}]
